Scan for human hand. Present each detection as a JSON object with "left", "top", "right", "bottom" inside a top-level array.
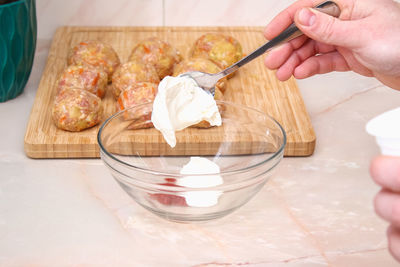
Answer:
[
  {"left": 264, "top": 0, "right": 400, "bottom": 90},
  {"left": 370, "top": 156, "right": 400, "bottom": 261}
]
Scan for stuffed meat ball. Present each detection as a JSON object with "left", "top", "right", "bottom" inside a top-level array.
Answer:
[
  {"left": 111, "top": 60, "right": 160, "bottom": 99},
  {"left": 56, "top": 64, "right": 108, "bottom": 98},
  {"left": 117, "top": 82, "right": 158, "bottom": 129},
  {"left": 190, "top": 33, "right": 243, "bottom": 76},
  {"left": 128, "top": 37, "right": 182, "bottom": 79},
  {"left": 68, "top": 41, "right": 120, "bottom": 81},
  {"left": 52, "top": 88, "right": 103, "bottom": 132}
]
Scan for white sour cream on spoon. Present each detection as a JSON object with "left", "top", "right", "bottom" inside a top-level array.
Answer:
[{"left": 151, "top": 75, "right": 221, "bottom": 148}]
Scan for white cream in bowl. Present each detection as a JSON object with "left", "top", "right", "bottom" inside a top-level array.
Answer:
[{"left": 177, "top": 157, "right": 223, "bottom": 208}]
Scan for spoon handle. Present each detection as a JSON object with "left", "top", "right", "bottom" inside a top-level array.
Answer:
[{"left": 219, "top": 1, "right": 341, "bottom": 78}]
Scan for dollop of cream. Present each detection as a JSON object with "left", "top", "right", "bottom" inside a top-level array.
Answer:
[
  {"left": 151, "top": 75, "right": 222, "bottom": 147},
  {"left": 177, "top": 157, "right": 223, "bottom": 208}
]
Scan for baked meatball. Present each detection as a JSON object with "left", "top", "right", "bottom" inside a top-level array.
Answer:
[
  {"left": 190, "top": 33, "right": 243, "bottom": 75},
  {"left": 117, "top": 82, "right": 158, "bottom": 129},
  {"left": 52, "top": 88, "right": 103, "bottom": 132},
  {"left": 128, "top": 37, "right": 182, "bottom": 79},
  {"left": 56, "top": 64, "right": 108, "bottom": 98},
  {"left": 173, "top": 57, "right": 227, "bottom": 94},
  {"left": 67, "top": 41, "right": 120, "bottom": 82},
  {"left": 111, "top": 60, "right": 160, "bottom": 99}
]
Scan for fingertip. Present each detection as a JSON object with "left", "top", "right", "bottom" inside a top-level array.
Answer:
[
  {"left": 293, "top": 55, "right": 320, "bottom": 79},
  {"left": 293, "top": 7, "right": 323, "bottom": 43},
  {"left": 265, "top": 44, "right": 295, "bottom": 70},
  {"left": 263, "top": 26, "right": 273, "bottom": 41},
  {"left": 293, "top": 65, "right": 314, "bottom": 79},
  {"left": 275, "top": 68, "right": 293, "bottom": 82},
  {"left": 295, "top": 7, "right": 318, "bottom": 28},
  {"left": 263, "top": 4, "right": 301, "bottom": 40},
  {"left": 264, "top": 52, "right": 275, "bottom": 69},
  {"left": 370, "top": 156, "right": 400, "bottom": 191}
]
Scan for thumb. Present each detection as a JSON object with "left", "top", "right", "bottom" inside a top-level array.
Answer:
[{"left": 294, "top": 7, "right": 360, "bottom": 48}]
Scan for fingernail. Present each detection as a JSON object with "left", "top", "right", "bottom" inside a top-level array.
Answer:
[{"left": 298, "top": 8, "right": 316, "bottom": 27}]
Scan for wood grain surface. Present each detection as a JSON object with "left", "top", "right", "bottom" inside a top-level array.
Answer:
[{"left": 24, "top": 26, "right": 316, "bottom": 158}]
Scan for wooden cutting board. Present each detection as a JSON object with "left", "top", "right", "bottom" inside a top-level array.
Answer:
[{"left": 24, "top": 26, "right": 316, "bottom": 158}]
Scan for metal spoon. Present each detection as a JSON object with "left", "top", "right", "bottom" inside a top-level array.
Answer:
[{"left": 182, "top": 1, "right": 341, "bottom": 95}]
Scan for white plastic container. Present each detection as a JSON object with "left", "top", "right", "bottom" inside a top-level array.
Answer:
[{"left": 366, "top": 107, "right": 400, "bottom": 156}]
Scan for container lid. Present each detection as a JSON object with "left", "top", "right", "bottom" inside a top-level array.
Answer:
[
  {"left": 366, "top": 107, "right": 400, "bottom": 139},
  {"left": 366, "top": 107, "right": 400, "bottom": 156}
]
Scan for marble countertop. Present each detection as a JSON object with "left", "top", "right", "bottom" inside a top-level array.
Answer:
[{"left": 2, "top": 0, "right": 400, "bottom": 266}]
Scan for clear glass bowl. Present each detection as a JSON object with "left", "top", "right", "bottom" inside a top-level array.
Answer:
[{"left": 97, "top": 101, "right": 286, "bottom": 222}]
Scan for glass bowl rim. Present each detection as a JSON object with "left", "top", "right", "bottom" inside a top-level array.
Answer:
[{"left": 97, "top": 100, "right": 287, "bottom": 177}]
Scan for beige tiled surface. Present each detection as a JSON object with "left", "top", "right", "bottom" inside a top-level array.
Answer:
[
  {"left": 328, "top": 249, "right": 399, "bottom": 267},
  {"left": 1, "top": 0, "right": 400, "bottom": 266},
  {"left": 36, "top": 0, "right": 164, "bottom": 39},
  {"left": 37, "top": 0, "right": 296, "bottom": 39},
  {"left": 164, "top": 0, "right": 295, "bottom": 26}
]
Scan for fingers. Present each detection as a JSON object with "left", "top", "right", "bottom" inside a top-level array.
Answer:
[
  {"left": 294, "top": 7, "right": 363, "bottom": 48},
  {"left": 272, "top": 51, "right": 349, "bottom": 81},
  {"left": 264, "top": 0, "right": 321, "bottom": 40},
  {"left": 370, "top": 156, "right": 400, "bottom": 192},
  {"left": 265, "top": 40, "right": 349, "bottom": 81},
  {"left": 372, "top": 155, "right": 400, "bottom": 262},
  {"left": 374, "top": 189, "right": 400, "bottom": 227},
  {"left": 293, "top": 51, "right": 350, "bottom": 79},
  {"left": 264, "top": 35, "right": 308, "bottom": 69},
  {"left": 274, "top": 39, "right": 319, "bottom": 81},
  {"left": 387, "top": 225, "right": 400, "bottom": 262}
]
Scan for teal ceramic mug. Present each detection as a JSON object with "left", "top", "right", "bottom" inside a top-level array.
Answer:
[{"left": 0, "top": 0, "right": 37, "bottom": 102}]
